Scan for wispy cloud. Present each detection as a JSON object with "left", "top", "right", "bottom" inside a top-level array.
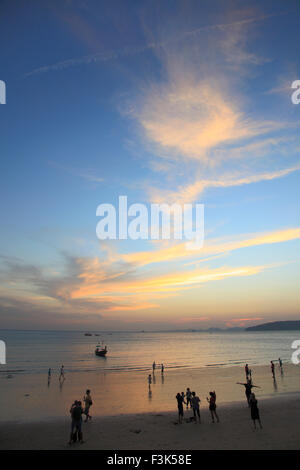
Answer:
[
  {"left": 150, "top": 164, "right": 300, "bottom": 204},
  {"left": 225, "top": 317, "right": 263, "bottom": 327},
  {"left": 125, "top": 7, "right": 300, "bottom": 210},
  {"left": 48, "top": 160, "right": 104, "bottom": 184},
  {"left": 23, "top": 11, "right": 283, "bottom": 78}
]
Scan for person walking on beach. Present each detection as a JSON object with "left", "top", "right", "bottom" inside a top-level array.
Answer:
[
  {"left": 186, "top": 388, "right": 192, "bottom": 409},
  {"left": 69, "top": 400, "right": 84, "bottom": 444},
  {"left": 152, "top": 361, "right": 156, "bottom": 373},
  {"left": 148, "top": 374, "right": 152, "bottom": 388},
  {"left": 237, "top": 379, "right": 260, "bottom": 406},
  {"left": 191, "top": 391, "right": 201, "bottom": 423},
  {"left": 176, "top": 392, "right": 185, "bottom": 424},
  {"left": 83, "top": 389, "right": 92, "bottom": 422},
  {"left": 161, "top": 363, "right": 164, "bottom": 374},
  {"left": 59, "top": 365, "right": 65, "bottom": 381},
  {"left": 278, "top": 358, "right": 283, "bottom": 372},
  {"left": 207, "top": 391, "right": 219, "bottom": 423},
  {"left": 47, "top": 367, "right": 51, "bottom": 386},
  {"left": 249, "top": 393, "right": 262, "bottom": 430},
  {"left": 271, "top": 361, "right": 275, "bottom": 378}
]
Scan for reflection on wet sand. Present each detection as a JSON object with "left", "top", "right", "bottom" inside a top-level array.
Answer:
[{"left": 1, "top": 363, "right": 300, "bottom": 422}]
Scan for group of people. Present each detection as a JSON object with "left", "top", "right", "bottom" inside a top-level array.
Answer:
[
  {"left": 175, "top": 388, "right": 219, "bottom": 424},
  {"left": 174, "top": 359, "right": 282, "bottom": 430},
  {"left": 148, "top": 361, "right": 164, "bottom": 387},
  {"left": 65, "top": 357, "right": 284, "bottom": 444},
  {"left": 236, "top": 373, "right": 262, "bottom": 429},
  {"left": 270, "top": 358, "right": 283, "bottom": 379},
  {"left": 152, "top": 361, "right": 164, "bottom": 374},
  {"left": 236, "top": 359, "right": 284, "bottom": 429},
  {"left": 47, "top": 365, "right": 65, "bottom": 384},
  {"left": 68, "top": 389, "right": 93, "bottom": 445}
]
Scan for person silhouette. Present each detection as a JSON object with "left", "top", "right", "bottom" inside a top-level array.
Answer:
[
  {"left": 207, "top": 391, "right": 219, "bottom": 423},
  {"left": 59, "top": 365, "right": 65, "bottom": 381},
  {"left": 237, "top": 379, "right": 260, "bottom": 406},
  {"left": 249, "top": 393, "right": 262, "bottom": 430},
  {"left": 270, "top": 361, "right": 275, "bottom": 378},
  {"left": 176, "top": 392, "right": 185, "bottom": 424}
]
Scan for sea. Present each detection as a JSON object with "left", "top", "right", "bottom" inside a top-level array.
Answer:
[{"left": 0, "top": 329, "right": 297, "bottom": 376}]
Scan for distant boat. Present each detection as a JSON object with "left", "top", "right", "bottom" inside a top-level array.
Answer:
[
  {"left": 95, "top": 344, "right": 108, "bottom": 356},
  {"left": 84, "top": 333, "right": 92, "bottom": 336}
]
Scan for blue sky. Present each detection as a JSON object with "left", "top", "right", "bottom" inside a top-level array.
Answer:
[{"left": 0, "top": 0, "right": 300, "bottom": 330}]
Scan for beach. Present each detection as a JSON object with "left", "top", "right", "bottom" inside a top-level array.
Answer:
[
  {"left": 1, "top": 394, "right": 300, "bottom": 450},
  {"left": 1, "top": 362, "right": 300, "bottom": 449}
]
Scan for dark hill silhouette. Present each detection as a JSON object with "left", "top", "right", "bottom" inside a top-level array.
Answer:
[{"left": 246, "top": 321, "right": 300, "bottom": 331}]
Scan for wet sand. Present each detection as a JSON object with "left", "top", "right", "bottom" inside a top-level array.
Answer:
[{"left": 0, "top": 363, "right": 298, "bottom": 422}]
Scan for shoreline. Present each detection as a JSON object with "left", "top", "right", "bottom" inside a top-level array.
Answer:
[{"left": 1, "top": 394, "right": 300, "bottom": 449}]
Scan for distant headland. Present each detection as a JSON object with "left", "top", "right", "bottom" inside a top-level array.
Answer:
[{"left": 246, "top": 321, "right": 300, "bottom": 331}]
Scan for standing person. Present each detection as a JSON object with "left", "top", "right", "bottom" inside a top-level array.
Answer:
[
  {"left": 59, "top": 365, "right": 65, "bottom": 381},
  {"left": 68, "top": 401, "right": 84, "bottom": 444},
  {"left": 278, "top": 358, "right": 283, "bottom": 372},
  {"left": 270, "top": 361, "right": 275, "bottom": 378},
  {"left": 152, "top": 361, "right": 156, "bottom": 373},
  {"left": 191, "top": 391, "right": 201, "bottom": 423},
  {"left": 245, "top": 364, "right": 250, "bottom": 379},
  {"left": 186, "top": 388, "right": 192, "bottom": 409},
  {"left": 148, "top": 374, "right": 152, "bottom": 388},
  {"left": 47, "top": 367, "right": 51, "bottom": 387},
  {"left": 161, "top": 363, "right": 164, "bottom": 374},
  {"left": 249, "top": 393, "right": 262, "bottom": 430},
  {"left": 207, "top": 391, "right": 219, "bottom": 423},
  {"left": 176, "top": 392, "right": 185, "bottom": 424},
  {"left": 237, "top": 380, "right": 260, "bottom": 406},
  {"left": 83, "top": 389, "right": 92, "bottom": 422}
]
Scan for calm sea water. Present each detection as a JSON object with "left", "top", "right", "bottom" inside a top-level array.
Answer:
[{"left": 0, "top": 329, "right": 297, "bottom": 376}]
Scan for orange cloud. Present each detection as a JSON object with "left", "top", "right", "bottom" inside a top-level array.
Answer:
[
  {"left": 138, "top": 81, "right": 283, "bottom": 165},
  {"left": 121, "top": 227, "right": 300, "bottom": 267},
  {"left": 69, "top": 264, "right": 266, "bottom": 301}
]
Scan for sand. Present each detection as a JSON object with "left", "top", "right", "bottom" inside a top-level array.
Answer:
[
  {"left": 1, "top": 363, "right": 300, "bottom": 449},
  {"left": 1, "top": 394, "right": 300, "bottom": 450}
]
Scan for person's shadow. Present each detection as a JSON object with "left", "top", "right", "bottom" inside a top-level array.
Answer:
[
  {"left": 148, "top": 389, "right": 152, "bottom": 401},
  {"left": 273, "top": 377, "right": 278, "bottom": 392}
]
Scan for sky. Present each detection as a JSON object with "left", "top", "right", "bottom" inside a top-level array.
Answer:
[{"left": 0, "top": 0, "right": 300, "bottom": 330}]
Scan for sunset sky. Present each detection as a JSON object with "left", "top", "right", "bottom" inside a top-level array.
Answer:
[{"left": 1, "top": 0, "right": 300, "bottom": 330}]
